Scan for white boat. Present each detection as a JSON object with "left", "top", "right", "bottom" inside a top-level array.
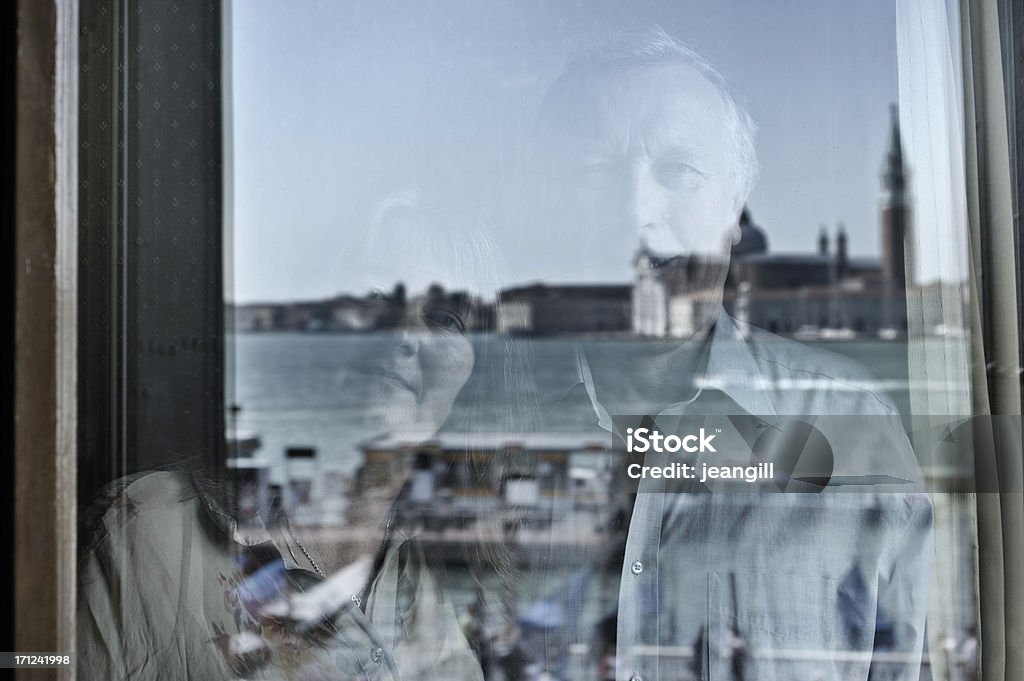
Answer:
[
  {"left": 819, "top": 327, "right": 856, "bottom": 340},
  {"left": 932, "top": 324, "right": 968, "bottom": 338},
  {"left": 793, "top": 325, "right": 821, "bottom": 341}
]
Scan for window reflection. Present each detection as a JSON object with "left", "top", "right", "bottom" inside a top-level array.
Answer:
[{"left": 75, "top": 4, "right": 993, "bottom": 681}]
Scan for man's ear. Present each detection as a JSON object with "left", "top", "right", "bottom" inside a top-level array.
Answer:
[
  {"left": 728, "top": 222, "right": 742, "bottom": 244},
  {"left": 719, "top": 226, "right": 739, "bottom": 260},
  {"left": 726, "top": 193, "right": 749, "bottom": 245},
  {"left": 724, "top": 214, "right": 742, "bottom": 247}
]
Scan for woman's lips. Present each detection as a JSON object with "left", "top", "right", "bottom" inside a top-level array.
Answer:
[{"left": 356, "top": 365, "right": 421, "bottom": 399}]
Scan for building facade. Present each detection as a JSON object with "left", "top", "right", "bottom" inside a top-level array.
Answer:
[{"left": 496, "top": 284, "right": 632, "bottom": 335}]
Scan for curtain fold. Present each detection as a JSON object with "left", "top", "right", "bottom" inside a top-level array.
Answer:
[
  {"left": 900, "top": 1, "right": 1023, "bottom": 679},
  {"left": 962, "top": 2, "right": 1023, "bottom": 681},
  {"left": 898, "top": 3, "right": 973, "bottom": 679}
]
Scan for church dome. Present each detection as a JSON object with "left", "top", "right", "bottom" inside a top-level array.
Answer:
[{"left": 732, "top": 207, "right": 768, "bottom": 257}]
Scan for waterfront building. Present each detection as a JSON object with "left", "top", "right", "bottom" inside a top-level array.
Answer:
[
  {"left": 232, "top": 286, "right": 492, "bottom": 332},
  {"left": 496, "top": 284, "right": 632, "bottom": 335},
  {"left": 355, "top": 432, "right": 611, "bottom": 529}
]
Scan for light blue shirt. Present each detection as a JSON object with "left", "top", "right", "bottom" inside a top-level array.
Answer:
[{"left": 550, "top": 311, "right": 933, "bottom": 681}]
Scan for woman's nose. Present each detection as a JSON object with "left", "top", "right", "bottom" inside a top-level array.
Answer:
[{"left": 396, "top": 329, "right": 419, "bottom": 357}]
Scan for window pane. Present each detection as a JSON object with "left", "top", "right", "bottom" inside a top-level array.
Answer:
[{"left": 76, "top": 3, "right": 1007, "bottom": 681}]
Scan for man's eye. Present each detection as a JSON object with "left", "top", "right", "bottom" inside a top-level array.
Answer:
[
  {"left": 422, "top": 308, "right": 467, "bottom": 334},
  {"left": 655, "top": 161, "right": 702, "bottom": 186}
]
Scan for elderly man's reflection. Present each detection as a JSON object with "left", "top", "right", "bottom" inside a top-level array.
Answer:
[
  {"left": 78, "top": 194, "right": 521, "bottom": 681},
  {"left": 512, "top": 28, "right": 932, "bottom": 681}
]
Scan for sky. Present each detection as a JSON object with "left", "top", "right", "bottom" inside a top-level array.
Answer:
[{"left": 228, "top": 0, "right": 904, "bottom": 303}]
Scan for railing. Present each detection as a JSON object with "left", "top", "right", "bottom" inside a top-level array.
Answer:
[{"left": 554, "top": 642, "right": 977, "bottom": 681}]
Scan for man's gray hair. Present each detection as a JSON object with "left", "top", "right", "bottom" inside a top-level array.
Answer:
[{"left": 544, "top": 26, "right": 759, "bottom": 202}]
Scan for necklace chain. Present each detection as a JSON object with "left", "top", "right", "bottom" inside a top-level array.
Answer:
[{"left": 285, "top": 520, "right": 326, "bottom": 578}]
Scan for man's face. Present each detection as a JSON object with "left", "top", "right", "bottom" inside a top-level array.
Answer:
[{"left": 541, "top": 63, "right": 742, "bottom": 263}]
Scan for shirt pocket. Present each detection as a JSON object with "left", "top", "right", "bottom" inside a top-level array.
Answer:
[{"left": 706, "top": 571, "right": 875, "bottom": 681}]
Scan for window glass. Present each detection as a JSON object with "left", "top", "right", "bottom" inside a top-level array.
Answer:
[{"left": 76, "top": 3, "right": 1005, "bottom": 681}]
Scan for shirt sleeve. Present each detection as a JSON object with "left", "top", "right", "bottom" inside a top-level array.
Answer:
[
  {"left": 873, "top": 491, "right": 935, "bottom": 680},
  {"left": 77, "top": 476, "right": 206, "bottom": 681}
]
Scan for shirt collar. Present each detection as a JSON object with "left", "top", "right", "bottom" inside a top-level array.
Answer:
[
  {"left": 194, "top": 481, "right": 312, "bottom": 571},
  {"left": 701, "top": 310, "right": 778, "bottom": 419},
  {"left": 577, "top": 308, "right": 778, "bottom": 431}
]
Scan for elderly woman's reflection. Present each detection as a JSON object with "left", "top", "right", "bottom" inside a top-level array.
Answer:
[{"left": 78, "top": 193, "right": 520, "bottom": 681}]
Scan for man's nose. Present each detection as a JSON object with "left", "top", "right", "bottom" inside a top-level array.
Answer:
[{"left": 623, "top": 167, "right": 663, "bottom": 235}]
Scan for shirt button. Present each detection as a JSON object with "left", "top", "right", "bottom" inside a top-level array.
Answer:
[
  {"left": 370, "top": 647, "right": 384, "bottom": 664},
  {"left": 631, "top": 560, "right": 644, "bottom": 575}
]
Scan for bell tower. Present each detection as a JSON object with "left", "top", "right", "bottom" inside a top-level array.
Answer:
[{"left": 881, "top": 104, "right": 909, "bottom": 289}]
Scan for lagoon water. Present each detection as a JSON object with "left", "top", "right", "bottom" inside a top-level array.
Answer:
[
  {"left": 229, "top": 331, "right": 977, "bottom": 666},
  {"left": 230, "top": 332, "right": 917, "bottom": 484}
]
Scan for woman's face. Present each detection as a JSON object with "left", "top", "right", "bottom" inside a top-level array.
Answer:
[
  {"left": 360, "top": 295, "right": 475, "bottom": 436},
  {"left": 347, "top": 205, "right": 489, "bottom": 437}
]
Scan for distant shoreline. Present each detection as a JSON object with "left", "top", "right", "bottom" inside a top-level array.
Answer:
[{"left": 226, "top": 328, "right": 925, "bottom": 342}]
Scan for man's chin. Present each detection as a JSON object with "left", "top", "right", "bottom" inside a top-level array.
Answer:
[{"left": 638, "top": 321, "right": 717, "bottom": 355}]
